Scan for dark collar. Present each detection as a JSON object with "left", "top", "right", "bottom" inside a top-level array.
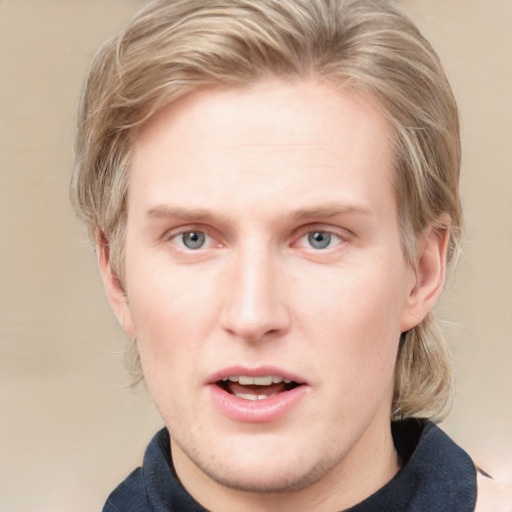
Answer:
[
  {"left": 345, "top": 419, "right": 476, "bottom": 511},
  {"left": 141, "top": 419, "right": 476, "bottom": 511}
]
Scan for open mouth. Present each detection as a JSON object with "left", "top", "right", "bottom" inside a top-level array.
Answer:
[{"left": 216, "top": 375, "right": 301, "bottom": 401}]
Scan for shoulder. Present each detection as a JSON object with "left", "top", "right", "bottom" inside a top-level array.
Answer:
[
  {"left": 475, "top": 471, "right": 512, "bottom": 512},
  {"left": 101, "top": 428, "right": 169, "bottom": 511},
  {"left": 102, "top": 467, "right": 149, "bottom": 512}
]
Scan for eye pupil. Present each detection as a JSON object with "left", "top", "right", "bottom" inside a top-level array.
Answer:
[
  {"left": 308, "top": 231, "right": 331, "bottom": 249},
  {"left": 182, "top": 231, "right": 205, "bottom": 249}
]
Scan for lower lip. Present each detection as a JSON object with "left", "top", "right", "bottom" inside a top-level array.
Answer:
[{"left": 209, "top": 384, "right": 308, "bottom": 423}]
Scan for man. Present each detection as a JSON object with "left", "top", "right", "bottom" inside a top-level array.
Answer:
[{"left": 71, "top": 0, "right": 510, "bottom": 510}]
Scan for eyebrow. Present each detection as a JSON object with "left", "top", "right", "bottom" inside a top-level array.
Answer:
[
  {"left": 146, "top": 205, "right": 219, "bottom": 221},
  {"left": 291, "top": 203, "right": 373, "bottom": 221},
  {"left": 146, "top": 202, "right": 372, "bottom": 223}
]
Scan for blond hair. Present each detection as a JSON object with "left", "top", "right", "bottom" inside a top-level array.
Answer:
[{"left": 71, "top": 0, "right": 462, "bottom": 421}]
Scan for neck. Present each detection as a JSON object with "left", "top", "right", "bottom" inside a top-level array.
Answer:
[{"left": 172, "top": 418, "right": 401, "bottom": 512}]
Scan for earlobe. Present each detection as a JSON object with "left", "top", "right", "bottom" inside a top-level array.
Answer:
[
  {"left": 401, "top": 224, "right": 450, "bottom": 332},
  {"left": 96, "top": 230, "right": 135, "bottom": 337}
]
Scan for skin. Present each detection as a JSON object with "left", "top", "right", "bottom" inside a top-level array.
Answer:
[
  {"left": 99, "top": 78, "right": 448, "bottom": 511},
  {"left": 476, "top": 473, "right": 512, "bottom": 512}
]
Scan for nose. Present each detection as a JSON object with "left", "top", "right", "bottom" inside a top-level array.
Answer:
[{"left": 220, "top": 246, "right": 291, "bottom": 343}]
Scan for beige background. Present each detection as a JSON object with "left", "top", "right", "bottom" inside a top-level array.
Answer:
[{"left": 0, "top": 1, "right": 511, "bottom": 511}]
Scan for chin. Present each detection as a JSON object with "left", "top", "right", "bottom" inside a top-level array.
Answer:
[
  {"left": 200, "top": 459, "right": 329, "bottom": 494},
  {"left": 178, "top": 433, "right": 342, "bottom": 495}
]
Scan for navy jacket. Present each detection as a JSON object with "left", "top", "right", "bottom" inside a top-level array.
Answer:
[{"left": 103, "top": 419, "right": 477, "bottom": 511}]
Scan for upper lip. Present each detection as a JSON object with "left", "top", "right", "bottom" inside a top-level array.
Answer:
[{"left": 206, "top": 365, "right": 307, "bottom": 386}]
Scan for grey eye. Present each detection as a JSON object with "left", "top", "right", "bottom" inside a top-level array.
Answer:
[
  {"left": 181, "top": 231, "right": 206, "bottom": 249},
  {"left": 307, "top": 231, "right": 332, "bottom": 249}
]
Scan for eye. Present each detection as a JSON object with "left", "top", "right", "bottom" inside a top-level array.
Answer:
[
  {"left": 175, "top": 230, "right": 208, "bottom": 250},
  {"left": 297, "top": 230, "right": 343, "bottom": 250},
  {"left": 308, "top": 231, "right": 332, "bottom": 249}
]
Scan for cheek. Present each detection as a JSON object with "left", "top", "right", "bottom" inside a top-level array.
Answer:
[
  {"left": 126, "top": 252, "right": 206, "bottom": 328},
  {"left": 128, "top": 280, "right": 203, "bottom": 416},
  {"left": 298, "top": 263, "right": 407, "bottom": 327},
  {"left": 124, "top": 260, "right": 218, "bottom": 375},
  {"left": 296, "top": 266, "right": 406, "bottom": 374}
]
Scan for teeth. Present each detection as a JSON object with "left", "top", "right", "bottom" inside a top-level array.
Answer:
[
  {"left": 236, "top": 393, "right": 257, "bottom": 400},
  {"left": 234, "top": 393, "right": 277, "bottom": 400},
  {"left": 245, "top": 375, "right": 273, "bottom": 385},
  {"left": 222, "top": 375, "right": 291, "bottom": 385}
]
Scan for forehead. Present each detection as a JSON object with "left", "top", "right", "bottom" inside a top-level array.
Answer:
[{"left": 129, "top": 78, "right": 395, "bottom": 221}]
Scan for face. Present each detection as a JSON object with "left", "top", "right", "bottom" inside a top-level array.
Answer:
[{"left": 102, "top": 79, "right": 440, "bottom": 508}]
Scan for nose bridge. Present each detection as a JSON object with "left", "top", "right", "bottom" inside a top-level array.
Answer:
[{"left": 220, "top": 241, "right": 289, "bottom": 342}]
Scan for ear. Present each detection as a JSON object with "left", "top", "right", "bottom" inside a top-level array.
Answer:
[
  {"left": 96, "top": 230, "right": 135, "bottom": 338},
  {"left": 401, "top": 224, "right": 450, "bottom": 332}
]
